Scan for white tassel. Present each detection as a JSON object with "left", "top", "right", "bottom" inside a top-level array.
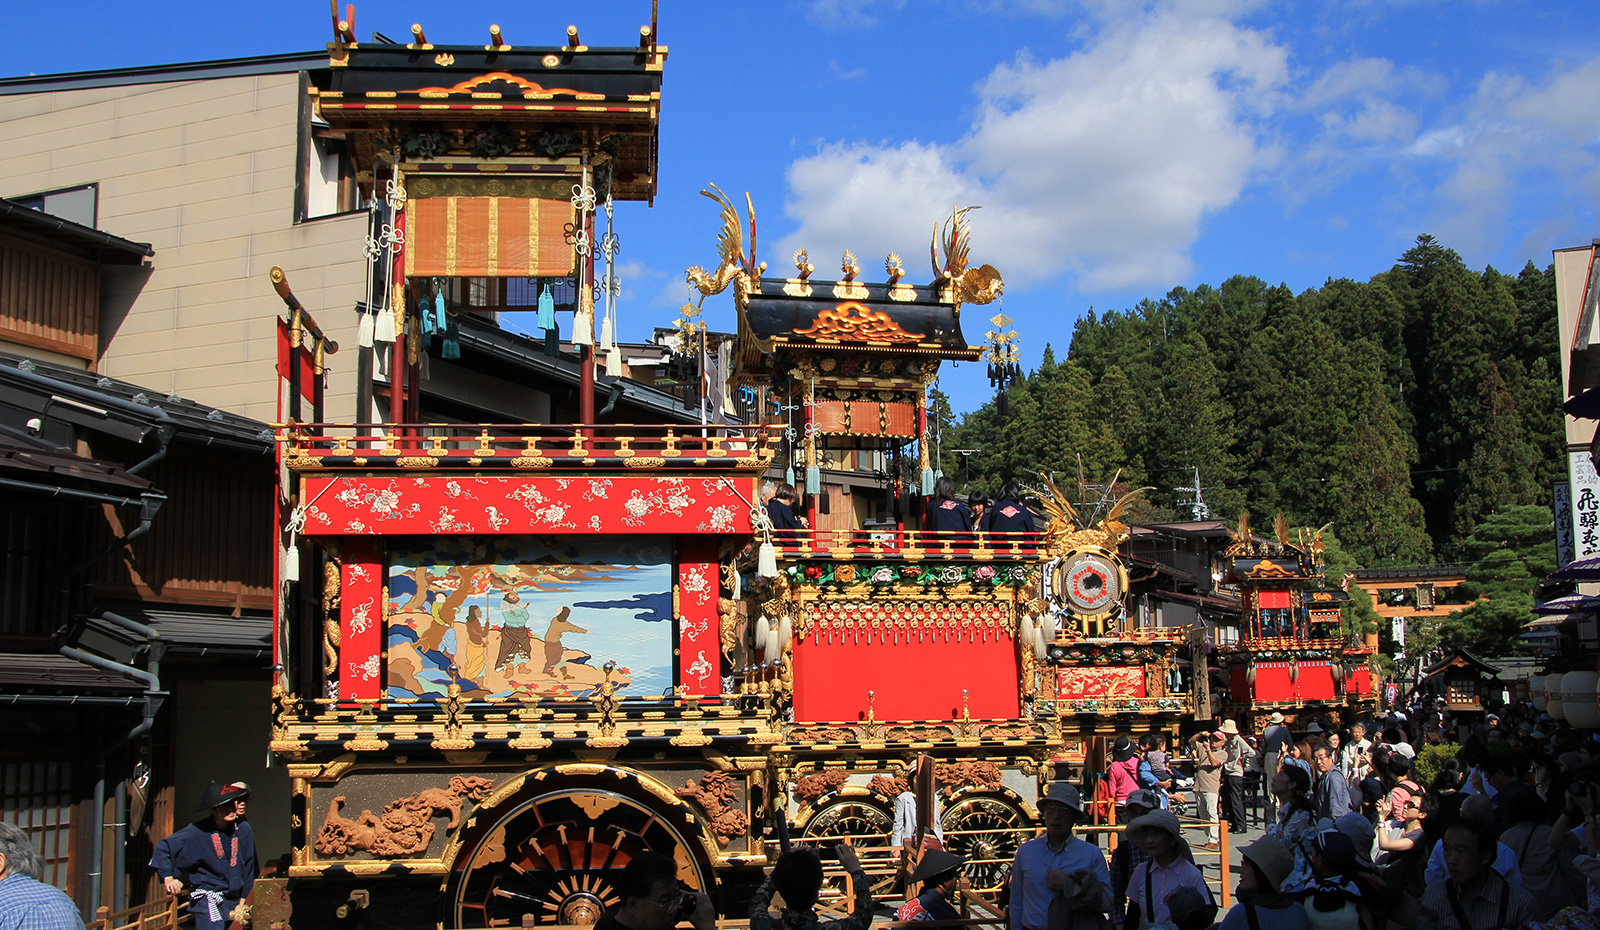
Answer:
[
  {"left": 605, "top": 346, "right": 623, "bottom": 377},
  {"left": 754, "top": 615, "right": 770, "bottom": 654},
  {"left": 374, "top": 306, "right": 397, "bottom": 343},
  {"left": 573, "top": 301, "right": 595, "bottom": 346},
  {"left": 1020, "top": 614, "right": 1036, "bottom": 648},
  {"left": 1033, "top": 625, "right": 1048, "bottom": 662},
  {"left": 731, "top": 568, "right": 741, "bottom": 600},
  {"left": 778, "top": 616, "right": 792, "bottom": 655},
  {"left": 1041, "top": 612, "right": 1058, "bottom": 640},
  {"left": 757, "top": 540, "right": 778, "bottom": 578},
  {"left": 600, "top": 314, "right": 615, "bottom": 351},
  {"left": 357, "top": 312, "right": 375, "bottom": 348},
  {"left": 283, "top": 544, "right": 300, "bottom": 583}
]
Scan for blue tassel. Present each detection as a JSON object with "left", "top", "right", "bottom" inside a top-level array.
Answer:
[
  {"left": 544, "top": 320, "right": 560, "bottom": 358},
  {"left": 417, "top": 294, "right": 436, "bottom": 333},
  {"left": 785, "top": 463, "right": 795, "bottom": 487},
  {"left": 537, "top": 284, "right": 556, "bottom": 331},
  {"left": 921, "top": 466, "right": 934, "bottom": 496},
  {"left": 441, "top": 329, "right": 460, "bottom": 359},
  {"left": 805, "top": 463, "right": 820, "bottom": 495}
]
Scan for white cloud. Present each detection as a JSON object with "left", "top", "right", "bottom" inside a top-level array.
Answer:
[
  {"left": 775, "top": 2, "right": 1287, "bottom": 291},
  {"left": 1411, "top": 57, "right": 1600, "bottom": 256}
]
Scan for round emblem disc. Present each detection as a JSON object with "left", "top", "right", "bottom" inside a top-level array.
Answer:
[{"left": 1057, "top": 550, "right": 1122, "bottom": 615}]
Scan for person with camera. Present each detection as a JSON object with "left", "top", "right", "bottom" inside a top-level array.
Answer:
[
  {"left": 1547, "top": 777, "right": 1600, "bottom": 912},
  {"left": 595, "top": 852, "right": 716, "bottom": 930},
  {"left": 751, "top": 844, "right": 873, "bottom": 930}
]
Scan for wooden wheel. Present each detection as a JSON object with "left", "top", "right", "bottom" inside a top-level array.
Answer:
[
  {"left": 448, "top": 787, "right": 709, "bottom": 928},
  {"left": 798, "top": 793, "right": 893, "bottom": 848},
  {"left": 938, "top": 792, "right": 1033, "bottom": 893}
]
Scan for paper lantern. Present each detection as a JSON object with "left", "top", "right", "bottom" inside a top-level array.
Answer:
[
  {"left": 1547, "top": 675, "right": 1568, "bottom": 721},
  {"left": 1566, "top": 671, "right": 1600, "bottom": 729}
]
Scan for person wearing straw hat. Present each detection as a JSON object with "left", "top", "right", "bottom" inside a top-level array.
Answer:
[
  {"left": 1111, "top": 790, "right": 1193, "bottom": 925},
  {"left": 896, "top": 849, "right": 966, "bottom": 923},
  {"left": 148, "top": 782, "right": 256, "bottom": 930},
  {"left": 1008, "top": 783, "right": 1111, "bottom": 930},
  {"left": 1220, "top": 720, "right": 1254, "bottom": 836},
  {"left": 1219, "top": 836, "right": 1312, "bottom": 929},
  {"left": 1122, "top": 810, "right": 1213, "bottom": 930}
]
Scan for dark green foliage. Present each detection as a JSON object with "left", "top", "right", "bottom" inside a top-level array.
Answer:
[{"left": 949, "top": 234, "right": 1561, "bottom": 653}]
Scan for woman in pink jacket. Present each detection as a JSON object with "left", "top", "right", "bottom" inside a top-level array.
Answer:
[{"left": 1109, "top": 735, "right": 1141, "bottom": 823}]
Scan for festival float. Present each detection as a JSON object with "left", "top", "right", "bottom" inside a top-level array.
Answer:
[
  {"left": 258, "top": 14, "right": 1188, "bottom": 929},
  {"left": 1214, "top": 517, "right": 1378, "bottom": 731}
]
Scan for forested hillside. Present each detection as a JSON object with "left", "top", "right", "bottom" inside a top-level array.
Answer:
[{"left": 939, "top": 235, "right": 1563, "bottom": 567}]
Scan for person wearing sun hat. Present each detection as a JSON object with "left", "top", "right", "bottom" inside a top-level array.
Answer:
[
  {"left": 1220, "top": 719, "right": 1254, "bottom": 836},
  {"left": 1219, "top": 836, "right": 1312, "bottom": 929},
  {"left": 149, "top": 781, "right": 256, "bottom": 930},
  {"left": 1008, "top": 783, "right": 1111, "bottom": 930},
  {"left": 1111, "top": 790, "right": 1194, "bottom": 924},
  {"left": 895, "top": 849, "right": 966, "bottom": 922},
  {"left": 1122, "top": 809, "right": 1214, "bottom": 930},
  {"left": 1109, "top": 736, "right": 1141, "bottom": 823}
]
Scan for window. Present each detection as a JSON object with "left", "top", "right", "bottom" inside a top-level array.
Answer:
[
  {"left": 10, "top": 183, "right": 97, "bottom": 228},
  {"left": 1, "top": 759, "right": 74, "bottom": 891},
  {"left": 303, "top": 131, "right": 358, "bottom": 219}
]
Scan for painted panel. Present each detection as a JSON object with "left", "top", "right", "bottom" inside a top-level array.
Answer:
[
  {"left": 792, "top": 624, "right": 1018, "bottom": 723},
  {"left": 341, "top": 538, "right": 384, "bottom": 700},
  {"left": 384, "top": 537, "right": 674, "bottom": 701},
  {"left": 301, "top": 476, "right": 752, "bottom": 536},
  {"left": 677, "top": 537, "right": 721, "bottom": 696},
  {"left": 1057, "top": 666, "right": 1145, "bottom": 700}
]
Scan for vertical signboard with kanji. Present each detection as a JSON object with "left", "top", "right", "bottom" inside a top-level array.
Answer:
[
  {"left": 1569, "top": 453, "right": 1600, "bottom": 560},
  {"left": 1555, "top": 480, "right": 1575, "bottom": 566}
]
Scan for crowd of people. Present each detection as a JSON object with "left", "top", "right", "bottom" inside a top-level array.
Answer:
[
  {"left": 719, "top": 698, "right": 1600, "bottom": 930},
  {"left": 1096, "top": 699, "right": 1600, "bottom": 928}
]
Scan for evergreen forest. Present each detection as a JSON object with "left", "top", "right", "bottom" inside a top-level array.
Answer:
[{"left": 935, "top": 235, "right": 1564, "bottom": 656}]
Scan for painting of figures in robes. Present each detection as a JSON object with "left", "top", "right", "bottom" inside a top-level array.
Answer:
[{"left": 384, "top": 537, "right": 673, "bottom": 701}]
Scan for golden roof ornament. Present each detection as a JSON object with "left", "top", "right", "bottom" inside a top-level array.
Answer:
[
  {"left": 833, "top": 250, "right": 866, "bottom": 299},
  {"left": 930, "top": 205, "right": 1003, "bottom": 311},
  {"left": 1034, "top": 469, "right": 1151, "bottom": 552},
  {"left": 685, "top": 184, "right": 763, "bottom": 311}
]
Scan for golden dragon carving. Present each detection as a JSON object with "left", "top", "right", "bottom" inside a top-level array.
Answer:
[{"left": 685, "top": 184, "right": 766, "bottom": 312}]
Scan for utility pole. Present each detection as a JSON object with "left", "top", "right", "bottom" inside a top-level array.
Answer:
[{"left": 1175, "top": 465, "right": 1210, "bottom": 520}]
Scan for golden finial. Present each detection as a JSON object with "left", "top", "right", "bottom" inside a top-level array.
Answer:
[
  {"left": 886, "top": 253, "right": 904, "bottom": 284},
  {"left": 841, "top": 250, "right": 860, "bottom": 282},
  {"left": 793, "top": 248, "right": 814, "bottom": 281}
]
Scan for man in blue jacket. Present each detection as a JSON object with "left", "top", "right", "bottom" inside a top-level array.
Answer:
[{"left": 150, "top": 782, "right": 257, "bottom": 930}]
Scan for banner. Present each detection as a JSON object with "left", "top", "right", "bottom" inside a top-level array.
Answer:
[
  {"left": 1555, "top": 479, "right": 1575, "bottom": 566},
  {"left": 1570, "top": 452, "right": 1600, "bottom": 560}
]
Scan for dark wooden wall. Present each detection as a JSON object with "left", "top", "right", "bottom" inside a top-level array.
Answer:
[
  {"left": 0, "top": 230, "right": 98, "bottom": 363},
  {"left": 90, "top": 441, "right": 274, "bottom": 612}
]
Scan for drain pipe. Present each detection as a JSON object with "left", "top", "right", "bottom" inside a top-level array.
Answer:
[{"left": 59, "top": 616, "right": 166, "bottom": 918}]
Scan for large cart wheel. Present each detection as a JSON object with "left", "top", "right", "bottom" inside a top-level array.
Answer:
[
  {"left": 797, "top": 790, "right": 893, "bottom": 848},
  {"left": 448, "top": 787, "right": 710, "bottom": 928},
  {"left": 939, "top": 791, "right": 1034, "bottom": 893}
]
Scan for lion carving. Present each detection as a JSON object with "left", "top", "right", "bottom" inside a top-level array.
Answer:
[{"left": 315, "top": 775, "right": 495, "bottom": 858}]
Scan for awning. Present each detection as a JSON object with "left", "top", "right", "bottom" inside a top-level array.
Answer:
[
  {"left": 1565, "top": 385, "right": 1600, "bottom": 419},
  {"left": 1534, "top": 594, "right": 1600, "bottom": 614},
  {"left": 1523, "top": 616, "right": 1568, "bottom": 629},
  {"left": 1553, "top": 555, "right": 1600, "bottom": 580}
]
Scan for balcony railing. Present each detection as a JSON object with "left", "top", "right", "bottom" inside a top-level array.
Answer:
[
  {"left": 774, "top": 529, "right": 1049, "bottom": 561},
  {"left": 279, "top": 422, "right": 780, "bottom": 471}
]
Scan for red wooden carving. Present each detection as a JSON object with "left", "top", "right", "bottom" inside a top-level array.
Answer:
[{"left": 299, "top": 476, "right": 753, "bottom": 536}]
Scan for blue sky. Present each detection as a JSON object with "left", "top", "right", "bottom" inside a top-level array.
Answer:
[{"left": 11, "top": 1, "right": 1600, "bottom": 412}]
